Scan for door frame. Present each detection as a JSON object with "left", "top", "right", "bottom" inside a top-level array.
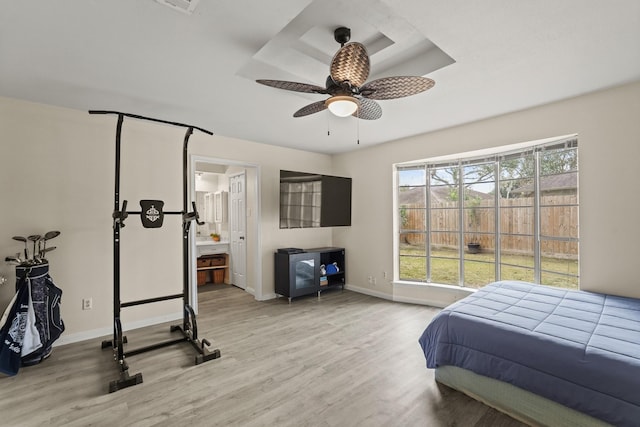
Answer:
[{"left": 189, "top": 155, "right": 262, "bottom": 312}]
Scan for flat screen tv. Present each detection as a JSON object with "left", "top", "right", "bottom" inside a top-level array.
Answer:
[{"left": 280, "top": 170, "right": 352, "bottom": 228}]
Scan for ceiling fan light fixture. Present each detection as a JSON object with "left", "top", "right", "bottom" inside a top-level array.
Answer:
[
  {"left": 325, "top": 96, "right": 359, "bottom": 117},
  {"left": 257, "top": 30, "right": 434, "bottom": 121}
]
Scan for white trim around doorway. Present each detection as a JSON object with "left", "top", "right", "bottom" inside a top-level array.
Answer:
[{"left": 189, "top": 155, "right": 263, "bottom": 313}]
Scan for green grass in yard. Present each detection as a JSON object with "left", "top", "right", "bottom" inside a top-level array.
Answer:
[{"left": 399, "top": 245, "right": 578, "bottom": 289}]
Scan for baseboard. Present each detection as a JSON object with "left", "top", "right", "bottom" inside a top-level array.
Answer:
[
  {"left": 256, "top": 292, "right": 277, "bottom": 301},
  {"left": 54, "top": 311, "right": 182, "bottom": 347},
  {"left": 344, "top": 284, "right": 393, "bottom": 301}
]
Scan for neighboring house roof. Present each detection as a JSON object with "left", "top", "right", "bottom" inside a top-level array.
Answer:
[
  {"left": 398, "top": 186, "right": 492, "bottom": 206},
  {"left": 512, "top": 171, "right": 577, "bottom": 195}
]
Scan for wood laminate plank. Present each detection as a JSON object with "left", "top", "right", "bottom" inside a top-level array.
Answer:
[{"left": 0, "top": 287, "right": 526, "bottom": 426}]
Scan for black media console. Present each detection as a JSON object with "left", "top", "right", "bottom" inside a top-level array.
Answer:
[{"left": 274, "top": 247, "right": 345, "bottom": 303}]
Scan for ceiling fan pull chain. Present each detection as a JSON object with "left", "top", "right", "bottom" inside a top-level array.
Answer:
[
  {"left": 327, "top": 112, "right": 331, "bottom": 136},
  {"left": 357, "top": 109, "right": 360, "bottom": 145}
]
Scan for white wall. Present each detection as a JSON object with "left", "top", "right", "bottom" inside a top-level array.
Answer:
[
  {"left": 333, "top": 81, "right": 640, "bottom": 303},
  {"left": 195, "top": 173, "right": 219, "bottom": 193},
  {"left": 0, "top": 97, "right": 335, "bottom": 343}
]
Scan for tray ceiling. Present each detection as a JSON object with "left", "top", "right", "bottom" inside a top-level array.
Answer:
[{"left": 0, "top": 0, "right": 639, "bottom": 153}]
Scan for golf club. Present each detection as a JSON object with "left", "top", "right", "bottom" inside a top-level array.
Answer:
[
  {"left": 27, "top": 235, "right": 41, "bottom": 261},
  {"left": 12, "top": 236, "right": 28, "bottom": 260},
  {"left": 5, "top": 256, "right": 22, "bottom": 264},
  {"left": 40, "top": 246, "right": 57, "bottom": 260},
  {"left": 41, "top": 230, "right": 61, "bottom": 258}
]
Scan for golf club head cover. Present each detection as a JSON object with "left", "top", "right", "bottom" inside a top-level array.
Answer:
[{"left": 140, "top": 200, "right": 164, "bottom": 228}]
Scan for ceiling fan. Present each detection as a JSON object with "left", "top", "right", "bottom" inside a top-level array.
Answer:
[{"left": 256, "top": 27, "right": 435, "bottom": 120}]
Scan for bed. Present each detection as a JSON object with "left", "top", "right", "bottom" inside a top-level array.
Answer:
[{"left": 418, "top": 281, "right": 640, "bottom": 427}]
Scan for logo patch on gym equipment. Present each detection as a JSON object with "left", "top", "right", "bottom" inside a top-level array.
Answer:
[{"left": 140, "top": 200, "right": 165, "bottom": 228}]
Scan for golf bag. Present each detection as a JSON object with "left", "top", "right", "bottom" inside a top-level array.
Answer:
[{"left": 0, "top": 263, "right": 64, "bottom": 375}]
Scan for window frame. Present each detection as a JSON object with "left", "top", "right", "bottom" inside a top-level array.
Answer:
[{"left": 396, "top": 137, "right": 579, "bottom": 288}]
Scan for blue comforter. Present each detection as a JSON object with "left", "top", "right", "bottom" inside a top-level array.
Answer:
[{"left": 418, "top": 281, "right": 640, "bottom": 426}]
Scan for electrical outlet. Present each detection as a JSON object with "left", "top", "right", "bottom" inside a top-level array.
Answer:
[
  {"left": 367, "top": 276, "right": 372, "bottom": 284},
  {"left": 82, "top": 298, "right": 93, "bottom": 310},
  {"left": 372, "top": 277, "right": 377, "bottom": 285},
  {"left": 383, "top": 271, "right": 387, "bottom": 279}
]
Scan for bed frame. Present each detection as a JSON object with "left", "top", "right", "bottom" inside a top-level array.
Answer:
[{"left": 435, "top": 366, "right": 610, "bottom": 427}]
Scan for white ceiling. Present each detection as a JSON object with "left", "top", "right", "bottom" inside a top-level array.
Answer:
[{"left": 1, "top": 0, "right": 639, "bottom": 154}]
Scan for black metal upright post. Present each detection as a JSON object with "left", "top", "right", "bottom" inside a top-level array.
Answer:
[
  {"left": 113, "top": 114, "right": 123, "bottom": 363},
  {"left": 182, "top": 127, "right": 193, "bottom": 331}
]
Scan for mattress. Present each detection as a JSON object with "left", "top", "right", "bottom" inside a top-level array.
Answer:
[{"left": 418, "top": 281, "right": 640, "bottom": 426}]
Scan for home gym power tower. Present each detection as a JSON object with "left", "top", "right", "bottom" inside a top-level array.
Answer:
[{"left": 89, "top": 110, "right": 221, "bottom": 393}]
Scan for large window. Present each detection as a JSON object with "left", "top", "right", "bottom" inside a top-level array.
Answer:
[{"left": 397, "top": 137, "right": 578, "bottom": 289}]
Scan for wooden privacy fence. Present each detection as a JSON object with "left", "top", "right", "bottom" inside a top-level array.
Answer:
[{"left": 400, "top": 195, "right": 578, "bottom": 259}]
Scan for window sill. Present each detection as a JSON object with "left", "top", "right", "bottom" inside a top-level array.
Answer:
[
  {"left": 393, "top": 280, "right": 478, "bottom": 292},
  {"left": 392, "top": 281, "right": 476, "bottom": 308}
]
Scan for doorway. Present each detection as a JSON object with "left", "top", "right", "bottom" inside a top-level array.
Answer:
[{"left": 189, "top": 156, "right": 261, "bottom": 313}]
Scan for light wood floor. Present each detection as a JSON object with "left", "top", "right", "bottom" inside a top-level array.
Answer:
[{"left": 0, "top": 286, "right": 526, "bottom": 426}]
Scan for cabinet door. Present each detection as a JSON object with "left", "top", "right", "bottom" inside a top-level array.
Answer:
[
  {"left": 214, "top": 191, "right": 228, "bottom": 223},
  {"left": 275, "top": 252, "right": 320, "bottom": 298},
  {"left": 289, "top": 252, "right": 320, "bottom": 297},
  {"left": 204, "top": 192, "right": 214, "bottom": 223}
]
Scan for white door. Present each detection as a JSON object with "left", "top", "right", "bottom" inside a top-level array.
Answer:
[{"left": 229, "top": 172, "right": 247, "bottom": 289}]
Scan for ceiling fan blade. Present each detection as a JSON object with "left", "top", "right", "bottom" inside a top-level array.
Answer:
[
  {"left": 330, "top": 42, "right": 370, "bottom": 88},
  {"left": 293, "top": 100, "right": 327, "bottom": 118},
  {"left": 360, "top": 76, "right": 435, "bottom": 100},
  {"left": 256, "top": 79, "right": 327, "bottom": 94},
  {"left": 353, "top": 98, "right": 382, "bottom": 120}
]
